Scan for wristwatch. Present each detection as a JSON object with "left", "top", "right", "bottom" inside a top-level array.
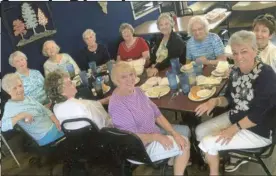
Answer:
[{"left": 236, "top": 122, "right": 242, "bottom": 130}]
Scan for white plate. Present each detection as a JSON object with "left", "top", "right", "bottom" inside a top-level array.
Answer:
[
  {"left": 197, "top": 89, "right": 212, "bottom": 98},
  {"left": 145, "top": 85, "right": 170, "bottom": 98},
  {"left": 145, "top": 77, "right": 161, "bottom": 86},
  {"left": 140, "top": 84, "right": 153, "bottom": 92},
  {"left": 211, "top": 70, "right": 225, "bottom": 77},
  {"left": 135, "top": 77, "right": 140, "bottom": 85},
  {"left": 188, "top": 87, "right": 216, "bottom": 102}
]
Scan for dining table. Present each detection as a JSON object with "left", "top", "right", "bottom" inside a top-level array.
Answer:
[{"left": 137, "top": 65, "right": 228, "bottom": 113}]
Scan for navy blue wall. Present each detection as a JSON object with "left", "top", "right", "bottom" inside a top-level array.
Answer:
[{"left": 1, "top": 2, "right": 160, "bottom": 76}]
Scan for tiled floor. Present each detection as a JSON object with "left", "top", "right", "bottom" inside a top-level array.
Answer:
[{"left": 2, "top": 110, "right": 276, "bottom": 176}]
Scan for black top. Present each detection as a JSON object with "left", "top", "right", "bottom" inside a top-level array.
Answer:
[
  {"left": 77, "top": 44, "right": 111, "bottom": 71},
  {"left": 150, "top": 32, "right": 186, "bottom": 71},
  {"left": 224, "top": 62, "right": 276, "bottom": 138}
]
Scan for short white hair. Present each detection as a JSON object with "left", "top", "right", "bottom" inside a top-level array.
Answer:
[
  {"left": 228, "top": 30, "right": 258, "bottom": 51},
  {"left": 9, "top": 51, "right": 28, "bottom": 67},
  {"left": 157, "top": 13, "right": 175, "bottom": 29},
  {"left": 42, "top": 40, "right": 60, "bottom": 57},
  {"left": 82, "top": 29, "right": 96, "bottom": 40},
  {"left": 2, "top": 73, "right": 22, "bottom": 93},
  {"left": 187, "top": 16, "right": 209, "bottom": 36}
]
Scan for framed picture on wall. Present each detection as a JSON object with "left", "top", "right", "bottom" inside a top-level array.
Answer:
[{"left": 2, "top": 2, "right": 57, "bottom": 48}]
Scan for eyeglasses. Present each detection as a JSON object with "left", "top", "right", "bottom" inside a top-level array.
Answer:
[{"left": 255, "top": 14, "right": 275, "bottom": 25}]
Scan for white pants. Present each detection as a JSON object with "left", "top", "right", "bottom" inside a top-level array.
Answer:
[
  {"left": 195, "top": 112, "right": 272, "bottom": 155},
  {"left": 128, "top": 124, "right": 190, "bottom": 164}
]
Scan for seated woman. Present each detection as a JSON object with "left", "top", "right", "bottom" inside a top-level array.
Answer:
[
  {"left": 44, "top": 70, "right": 111, "bottom": 130},
  {"left": 78, "top": 29, "right": 111, "bottom": 71},
  {"left": 253, "top": 14, "right": 276, "bottom": 73},
  {"left": 1, "top": 73, "right": 64, "bottom": 146},
  {"left": 147, "top": 13, "right": 186, "bottom": 77},
  {"left": 9, "top": 51, "right": 49, "bottom": 105},
  {"left": 186, "top": 16, "right": 226, "bottom": 65},
  {"left": 117, "top": 23, "right": 150, "bottom": 62},
  {"left": 195, "top": 30, "right": 276, "bottom": 175},
  {"left": 42, "top": 40, "right": 80, "bottom": 76},
  {"left": 109, "top": 62, "right": 190, "bottom": 175}
]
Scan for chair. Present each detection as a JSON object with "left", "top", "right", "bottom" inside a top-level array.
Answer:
[
  {"left": 61, "top": 118, "right": 109, "bottom": 176},
  {"left": 100, "top": 127, "right": 188, "bottom": 176},
  {"left": 220, "top": 109, "right": 276, "bottom": 176},
  {"left": 15, "top": 124, "right": 66, "bottom": 175}
]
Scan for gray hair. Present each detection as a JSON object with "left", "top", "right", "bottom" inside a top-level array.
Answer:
[
  {"left": 42, "top": 40, "right": 61, "bottom": 57},
  {"left": 8, "top": 51, "right": 28, "bottom": 67},
  {"left": 82, "top": 29, "right": 96, "bottom": 40},
  {"left": 157, "top": 13, "right": 174, "bottom": 29},
  {"left": 187, "top": 16, "right": 209, "bottom": 36},
  {"left": 44, "top": 70, "right": 70, "bottom": 104},
  {"left": 119, "top": 23, "right": 134, "bottom": 34},
  {"left": 2, "top": 73, "right": 22, "bottom": 93},
  {"left": 111, "top": 62, "right": 136, "bottom": 86},
  {"left": 228, "top": 30, "right": 258, "bottom": 51}
]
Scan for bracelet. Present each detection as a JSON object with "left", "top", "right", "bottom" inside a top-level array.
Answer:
[{"left": 236, "top": 122, "right": 242, "bottom": 130}]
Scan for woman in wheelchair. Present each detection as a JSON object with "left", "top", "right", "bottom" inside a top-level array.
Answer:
[
  {"left": 195, "top": 30, "right": 276, "bottom": 175},
  {"left": 109, "top": 62, "right": 191, "bottom": 175},
  {"left": 1, "top": 73, "right": 64, "bottom": 146},
  {"left": 44, "top": 70, "right": 112, "bottom": 130}
]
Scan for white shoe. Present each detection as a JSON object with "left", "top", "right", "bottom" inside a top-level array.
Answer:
[{"left": 225, "top": 160, "right": 249, "bottom": 172}]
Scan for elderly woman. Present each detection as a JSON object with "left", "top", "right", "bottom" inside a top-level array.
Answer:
[
  {"left": 42, "top": 40, "right": 80, "bottom": 76},
  {"left": 195, "top": 30, "right": 276, "bottom": 175},
  {"left": 253, "top": 14, "right": 276, "bottom": 72},
  {"left": 109, "top": 62, "right": 190, "bottom": 175},
  {"left": 147, "top": 13, "right": 186, "bottom": 77},
  {"left": 117, "top": 23, "right": 150, "bottom": 62},
  {"left": 77, "top": 29, "right": 111, "bottom": 71},
  {"left": 44, "top": 70, "right": 111, "bottom": 130},
  {"left": 186, "top": 16, "right": 226, "bottom": 65},
  {"left": 1, "top": 73, "right": 64, "bottom": 146},
  {"left": 8, "top": 51, "right": 49, "bottom": 105}
]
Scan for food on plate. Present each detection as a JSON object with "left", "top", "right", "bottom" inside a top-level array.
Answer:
[
  {"left": 140, "top": 84, "right": 153, "bottom": 92},
  {"left": 190, "top": 86, "right": 201, "bottom": 99},
  {"left": 181, "top": 62, "right": 194, "bottom": 71},
  {"left": 102, "top": 83, "right": 110, "bottom": 93},
  {"left": 145, "top": 76, "right": 161, "bottom": 86},
  {"left": 196, "top": 75, "right": 222, "bottom": 85},
  {"left": 197, "top": 89, "right": 212, "bottom": 98},
  {"left": 146, "top": 86, "right": 170, "bottom": 97}
]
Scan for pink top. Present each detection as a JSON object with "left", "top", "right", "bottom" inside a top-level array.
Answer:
[{"left": 108, "top": 87, "right": 161, "bottom": 134}]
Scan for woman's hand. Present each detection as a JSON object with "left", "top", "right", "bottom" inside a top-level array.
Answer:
[
  {"left": 172, "top": 132, "right": 189, "bottom": 151},
  {"left": 214, "top": 125, "right": 239, "bottom": 145},
  {"left": 20, "top": 112, "right": 33, "bottom": 123},
  {"left": 146, "top": 67, "right": 158, "bottom": 77},
  {"left": 196, "top": 56, "right": 208, "bottom": 65},
  {"left": 195, "top": 98, "right": 217, "bottom": 116},
  {"left": 155, "top": 134, "right": 174, "bottom": 150}
]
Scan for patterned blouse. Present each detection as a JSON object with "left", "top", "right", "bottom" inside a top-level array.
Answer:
[
  {"left": 225, "top": 61, "right": 276, "bottom": 138},
  {"left": 43, "top": 53, "right": 80, "bottom": 76},
  {"left": 17, "top": 69, "right": 49, "bottom": 105}
]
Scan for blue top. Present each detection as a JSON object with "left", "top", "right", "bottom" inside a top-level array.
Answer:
[
  {"left": 1, "top": 96, "right": 61, "bottom": 143},
  {"left": 17, "top": 69, "right": 49, "bottom": 105},
  {"left": 186, "top": 32, "right": 224, "bottom": 61}
]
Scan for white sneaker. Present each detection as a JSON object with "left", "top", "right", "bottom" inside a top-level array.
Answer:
[{"left": 225, "top": 160, "right": 249, "bottom": 172}]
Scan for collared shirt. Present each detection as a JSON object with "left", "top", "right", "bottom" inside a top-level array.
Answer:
[
  {"left": 1, "top": 96, "right": 54, "bottom": 141},
  {"left": 109, "top": 87, "right": 161, "bottom": 134},
  {"left": 17, "top": 69, "right": 49, "bottom": 105},
  {"left": 53, "top": 98, "right": 112, "bottom": 130},
  {"left": 258, "top": 41, "right": 276, "bottom": 73},
  {"left": 186, "top": 32, "right": 224, "bottom": 61}
]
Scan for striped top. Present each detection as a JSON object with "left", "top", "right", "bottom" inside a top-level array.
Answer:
[
  {"left": 186, "top": 32, "right": 224, "bottom": 61},
  {"left": 17, "top": 69, "right": 49, "bottom": 105},
  {"left": 108, "top": 87, "right": 161, "bottom": 134}
]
